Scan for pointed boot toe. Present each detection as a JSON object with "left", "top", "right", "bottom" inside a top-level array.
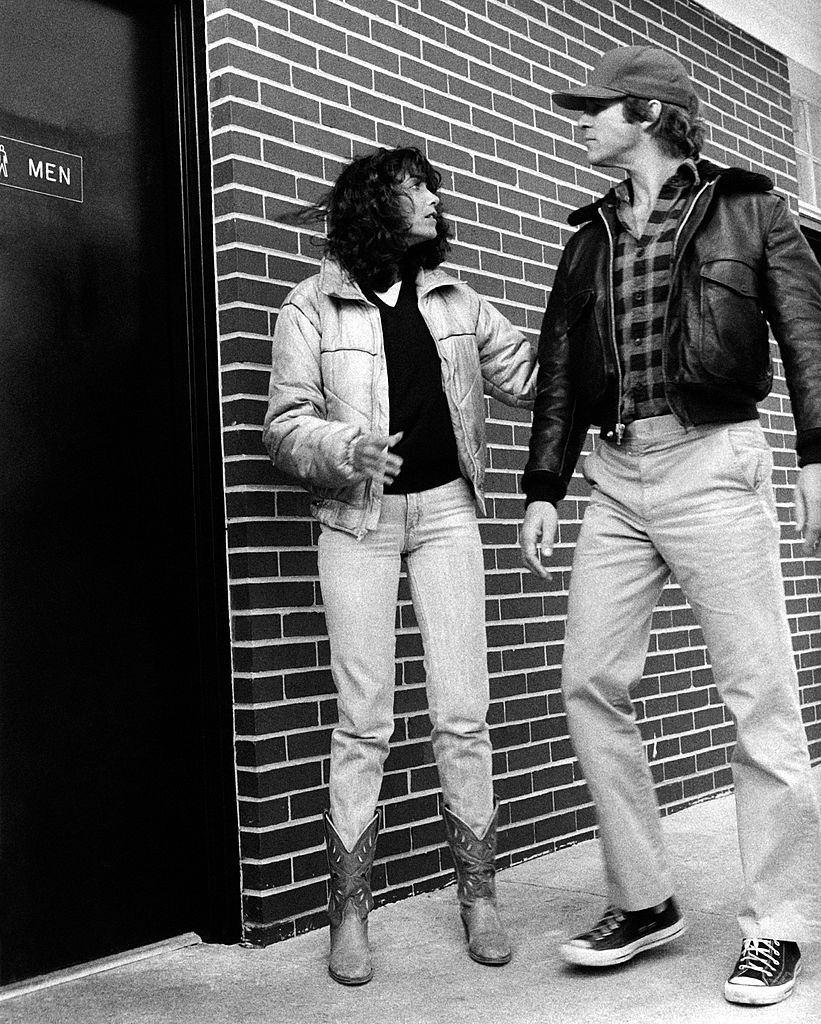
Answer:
[
  {"left": 462, "top": 898, "right": 512, "bottom": 965},
  {"left": 443, "top": 803, "right": 512, "bottom": 967},
  {"left": 329, "top": 901, "right": 373, "bottom": 985},
  {"left": 324, "top": 813, "right": 379, "bottom": 986}
]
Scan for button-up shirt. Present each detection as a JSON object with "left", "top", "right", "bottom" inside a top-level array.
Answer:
[{"left": 612, "top": 160, "right": 699, "bottom": 423}]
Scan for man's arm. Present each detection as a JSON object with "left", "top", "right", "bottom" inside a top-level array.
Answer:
[
  {"left": 759, "top": 198, "right": 821, "bottom": 559},
  {"left": 520, "top": 260, "right": 590, "bottom": 506},
  {"left": 519, "top": 257, "right": 585, "bottom": 577},
  {"left": 795, "top": 464, "right": 821, "bottom": 556}
]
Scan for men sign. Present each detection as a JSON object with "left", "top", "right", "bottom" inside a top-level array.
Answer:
[{"left": 0, "top": 135, "right": 83, "bottom": 202}]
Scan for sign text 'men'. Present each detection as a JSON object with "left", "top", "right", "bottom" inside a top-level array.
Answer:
[{"left": 0, "top": 136, "right": 83, "bottom": 203}]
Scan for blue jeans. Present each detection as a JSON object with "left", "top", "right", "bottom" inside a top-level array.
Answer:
[
  {"left": 563, "top": 416, "right": 821, "bottom": 939},
  {"left": 318, "top": 478, "right": 494, "bottom": 849}
]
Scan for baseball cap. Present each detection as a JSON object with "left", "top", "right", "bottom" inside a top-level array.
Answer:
[{"left": 553, "top": 45, "right": 696, "bottom": 111}]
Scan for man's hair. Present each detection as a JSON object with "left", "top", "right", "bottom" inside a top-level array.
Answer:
[
  {"left": 310, "top": 147, "right": 450, "bottom": 291},
  {"left": 622, "top": 95, "right": 704, "bottom": 159}
]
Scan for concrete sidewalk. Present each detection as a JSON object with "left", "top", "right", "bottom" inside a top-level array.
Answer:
[{"left": 2, "top": 769, "right": 819, "bottom": 1024}]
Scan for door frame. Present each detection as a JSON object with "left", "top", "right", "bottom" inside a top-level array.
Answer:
[
  {"left": 0, "top": 1, "right": 241, "bottom": 984},
  {"left": 166, "top": 0, "right": 241, "bottom": 943}
]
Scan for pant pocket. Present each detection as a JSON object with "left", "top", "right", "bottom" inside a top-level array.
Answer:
[
  {"left": 582, "top": 449, "right": 600, "bottom": 486},
  {"left": 725, "top": 424, "right": 773, "bottom": 492}
]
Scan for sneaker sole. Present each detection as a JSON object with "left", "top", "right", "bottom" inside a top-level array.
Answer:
[
  {"left": 560, "top": 919, "right": 686, "bottom": 968},
  {"left": 724, "top": 963, "right": 801, "bottom": 1006}
]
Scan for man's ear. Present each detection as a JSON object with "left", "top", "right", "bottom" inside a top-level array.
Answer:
[{"left": 642, "top": 99, "right": 663, "bottom": 129}]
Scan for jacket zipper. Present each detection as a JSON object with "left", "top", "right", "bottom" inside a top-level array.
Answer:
[
  {"left": 671, "top": 178, "right": 713, "bottom": 271},
  {"left": 598, "top": 208, "right": 625, "bottom": 444},
  {"left": 661, "top": 178, "right": 715, "bottom": 423},
  {"left": 355, "top": 303, "right": 383, "bottom": 539}
]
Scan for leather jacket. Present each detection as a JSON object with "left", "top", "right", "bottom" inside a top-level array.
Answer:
[
  {"left": 523, "top": 159, "right": 821, "bottom": 505},
  {"left": 264, "top": 259, "right": 536, "bottom": 538}
]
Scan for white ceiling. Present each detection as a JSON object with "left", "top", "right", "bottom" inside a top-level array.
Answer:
[{"left": 697, "top": 0, "right": 821, "bottom": 73}]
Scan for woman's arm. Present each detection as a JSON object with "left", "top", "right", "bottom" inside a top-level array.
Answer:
[
  {"left": 262, "top": 292, "right": 403, "bottom": 488},
  {"left": 262, "top": 296, "right": 362, "bottom": 488},
  {"left": 475, "top": 295, "right": 538, "bottom": 408}
]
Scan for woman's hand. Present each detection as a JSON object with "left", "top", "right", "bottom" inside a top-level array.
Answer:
[{"left": 351, "top": 431, "right": 404, "bottom": 485}]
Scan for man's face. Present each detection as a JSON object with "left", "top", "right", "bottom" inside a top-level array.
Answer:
[
  {"left": 396, "top": 174, "right": 440, "bottom": 246},
  {"left": 576, "top": 98, "right": 645, "bottom": 170}
]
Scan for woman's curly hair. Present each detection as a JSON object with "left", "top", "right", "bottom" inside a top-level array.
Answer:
[
  {"left": 622, "top": 95, "right": 704, "bottom": 160},
  {"left": 308, "top": 147, "right": 451, "bottom": 291}
]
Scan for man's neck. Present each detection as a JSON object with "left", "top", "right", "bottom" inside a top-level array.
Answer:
[
  {"left": 619, "top": 147, "right": 686, "bottom": 235},
  {"left": 624, "top": 149, "right": 685, "bottom": 212}
]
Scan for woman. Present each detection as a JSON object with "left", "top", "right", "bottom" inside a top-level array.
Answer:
[{"left": 263, "top": 147, "right": 536, "bottom": 985}]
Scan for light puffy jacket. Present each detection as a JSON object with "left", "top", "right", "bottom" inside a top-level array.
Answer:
[{"left": 263, "top": 258, "right": 537, "bottom": 538}]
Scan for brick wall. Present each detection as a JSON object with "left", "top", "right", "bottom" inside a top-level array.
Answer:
[{"left": 204, "top": 0, "right": 821, "bottom": 944}]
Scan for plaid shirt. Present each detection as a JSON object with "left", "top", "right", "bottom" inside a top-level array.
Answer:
[{"left": 612, "top": 161, "right": 699, "bottom": 423}]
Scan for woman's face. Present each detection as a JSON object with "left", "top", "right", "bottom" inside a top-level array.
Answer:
[{"left": 396, "top": 173, "right": 440, "bottom": 246}]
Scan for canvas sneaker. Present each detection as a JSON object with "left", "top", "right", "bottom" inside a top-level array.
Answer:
[
  {"left": 560, "top": 897, "right": 685, "bottom": 967},
  {"left": 724, "top": 939, "right": 801, "bottom": 1005}
]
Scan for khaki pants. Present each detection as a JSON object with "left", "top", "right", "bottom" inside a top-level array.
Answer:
[{"left": 563, "top": 415, "right": 821, "bottom": 940}]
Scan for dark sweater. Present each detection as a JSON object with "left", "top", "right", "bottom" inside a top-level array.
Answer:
[{"left": 366, "top": 275, "right": 462, "bottom": 494}]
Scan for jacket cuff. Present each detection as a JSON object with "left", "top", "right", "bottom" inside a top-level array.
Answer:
[
  {"left": 796, "top": 429, "right": 821, "bottom": 467},
  {"left": 340, "top": 432, "right": 360, "bottom": 477},
  {"left": 521, "top": 470, "right": 565, "bottom": 507}
]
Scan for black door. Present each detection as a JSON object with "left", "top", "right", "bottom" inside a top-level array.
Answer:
[{"left": 0, "top": 0, "right": 239, "bottom": 983}]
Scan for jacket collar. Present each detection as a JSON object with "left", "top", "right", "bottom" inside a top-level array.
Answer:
[
  {"left": 318, "top": 258, "right": 461, "bottom": 301},
  {"left": 612, "top": 158, "right": 699, "bottom": 208},
  {"left": 567, "top": 159, "right": 774, "bottom": 227},
  {"left": 318, "top": 258, "right": 363, "bottom": 300}
]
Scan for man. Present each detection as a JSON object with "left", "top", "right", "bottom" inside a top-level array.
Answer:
[{"left": 520, "top": 45, "right": 821, "bottom": 1006}]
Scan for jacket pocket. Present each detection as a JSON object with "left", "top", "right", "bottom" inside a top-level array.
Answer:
[
  {"left": 566, "top": 289, "right": 606, "bottom": 402},
  {"left": 698, "top": 259, "right": 772, "bottom": 394},
  {"left": 311, "top": 478, "right": 365, "bottom": 506}
]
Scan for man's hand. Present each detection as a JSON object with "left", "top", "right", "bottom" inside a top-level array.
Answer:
[
  {"left": 520, "top": 500, "right": 558, "bottom": 579},
  {"left": 352, "top": 431, "right": 403, "bottom": 485},
  {"left": 795, "top": 463, "right": 821, "bottom": 558}
]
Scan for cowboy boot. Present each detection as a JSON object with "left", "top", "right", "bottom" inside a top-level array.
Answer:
[
  {"left": 324, "top": 811, "right": 379, "bottom": 985},
  {"left": 443, "top": 803, "right": 512, "bottom": 965}
]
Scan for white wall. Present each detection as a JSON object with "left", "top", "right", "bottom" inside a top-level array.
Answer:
[{"left": 697, "top": 0, "right": 821, "bottom": 73}]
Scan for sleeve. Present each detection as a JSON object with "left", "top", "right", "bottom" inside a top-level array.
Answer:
[
  {"left": 261, "top": 293, "right": 363, "bottom": 489},
  {"left": 474, "top": 294, "right": 538, "bottom": 408},
  {"left": 761, "top": 197, "right": 821, "bottom": 466},
  {"left": 521, "top": 258, "right": 590, "bottom": 506}
]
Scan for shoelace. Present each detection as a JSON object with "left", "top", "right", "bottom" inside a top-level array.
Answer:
[
  {"left": 737, "top": 939, "right": 780, "bottom": 979},
  {"left": 589, "top": 905, "right": 625, "bottom": 940}
]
